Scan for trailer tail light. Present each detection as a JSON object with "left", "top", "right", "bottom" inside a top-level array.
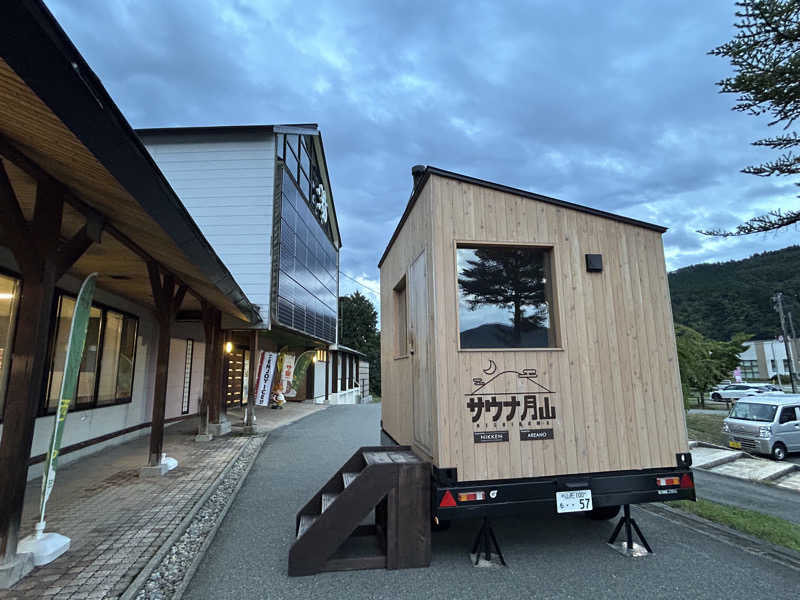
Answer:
[
  {"left": 439, "top": 490, "right": 457, "bottom": 507},
  {"left": 656, "top": 476, "right": 680, "bottom": 487},
  {"left": 457, "top": 491, "right": 486, "bottom": 503},
  {"left": 679, "top": 474, "right": 694, "bottom": 489}
]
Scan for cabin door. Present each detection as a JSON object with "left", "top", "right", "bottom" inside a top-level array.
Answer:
[{"left": 408, "top": 250, "right": 433, "bottom": 455}]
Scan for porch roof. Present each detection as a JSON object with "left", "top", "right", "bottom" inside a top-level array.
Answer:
[{"left": 0, "top": 1, "right": 260, "bottom": 322}]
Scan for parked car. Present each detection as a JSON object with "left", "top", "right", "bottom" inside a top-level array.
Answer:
[
  {"left": 722, "top": 395, "right": 800, "bottom": 460},
  {"left": 710, "top": 383, "right": 783, "bottom": 403}
]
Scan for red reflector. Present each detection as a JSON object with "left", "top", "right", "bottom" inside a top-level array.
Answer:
[
  {"left": 439, "top": 490, "right": 457, "bottom": 507},
  {"left": 679, "top": 474, "right": 694, "bottom": 489}
]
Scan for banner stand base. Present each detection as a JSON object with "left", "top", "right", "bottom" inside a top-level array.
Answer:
[
  {"left": 195, "top": 433, "right": 213, "bottom": 442},
  {"left": 18, "top": 531, "right": 70, "bottom": 567}
]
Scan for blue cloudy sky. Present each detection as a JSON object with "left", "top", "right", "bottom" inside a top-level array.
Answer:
[{"left": 46, "top": 0, "right": 800, "bottom": 308}]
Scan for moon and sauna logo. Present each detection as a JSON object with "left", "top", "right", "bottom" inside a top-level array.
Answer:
[{"left": 466, "top": 362, "right": 557, "bottom": 444}]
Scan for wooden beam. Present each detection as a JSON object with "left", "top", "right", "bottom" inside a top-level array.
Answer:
[
  {"left": 0, "top": 161, "right": 31, "bottom": 261},
  {"left": 32, "top": 179, "right": 64, "bottom": 257},
  {"left": 53, "top": 224, "right": 99, "bottom": 278}
]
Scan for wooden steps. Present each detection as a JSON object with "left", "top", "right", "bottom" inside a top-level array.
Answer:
[
  {"left": 321, "top": 492, "right": 338, "bottom": 512},
  {"left": 288, "top": 445, "right": 431, "bottom": 576},
  {"left": 297, "top": 515, "right": 318, "bottom": 538}
]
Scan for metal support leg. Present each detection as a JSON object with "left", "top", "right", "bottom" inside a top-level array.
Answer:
[
  {"left": 470, "top": 518, "right": 506, "bottom": 566},
  {"left": 608, "top": 504, "right": 652, "bottom": 556}
]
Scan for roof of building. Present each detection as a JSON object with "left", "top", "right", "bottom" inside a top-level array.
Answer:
[
  {"left": 328, "top": 343, "right": 366, "bottom": 357},
  {"left": 0, "top": 0, "right": 261, "bottom": 322},
  {"left": 378, "top": 165, "right": 668, "bottom": 268}
]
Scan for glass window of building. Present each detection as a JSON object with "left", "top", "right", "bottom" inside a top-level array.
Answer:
[
  {"left": 46, "top": 293, "right": 138, "bottom": 413},
  {"left": 275, "top": 166, "right": 338, "bottom": 343},
  {"left": 0, "top": 273, "right": 21, "bottom": 421},
  {"left": 457, "top": 245, "right": 556, "bottom": 350},
  {"left": 739, "top": 360, "right": 759, "bottom": 379}
]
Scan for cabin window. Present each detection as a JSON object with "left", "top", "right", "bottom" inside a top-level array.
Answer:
[
  {"left": 457, "top": 244, "right": 556, "bottom": 350},
  {"left": 394, "top": 277, "right": 408, "bottom": 357},
  {"left": 0, "top": 272, "right": 21, "bottom": 422}
]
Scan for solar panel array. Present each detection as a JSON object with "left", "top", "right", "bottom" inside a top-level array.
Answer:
[{"left": 276, "top": 168, "right": 338, "bottom": 342}]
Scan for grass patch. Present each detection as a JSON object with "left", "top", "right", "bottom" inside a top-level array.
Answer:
[
  {"left": 685, "top": 412, "right": 727, "bottom": 446},
  {"left": 671, "top": 498, "right": 800, "bottom": 553},
  {"left": 370, "top": 395, "right": 381, "bottom": 403}
]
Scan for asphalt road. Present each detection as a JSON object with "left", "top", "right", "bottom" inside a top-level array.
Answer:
[
  {"left": 693, "top": 468, "right": 800, "bottom": 524},
  {"left": 186, "top": 404, "right": 798, "bottom": 600}
]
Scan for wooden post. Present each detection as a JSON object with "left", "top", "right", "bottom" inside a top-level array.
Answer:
[
  {"left": 325, "top": 352, "right": 329, "bottom": 403},
  {"left": 0, "top": 159, "right": 98, "bottom": 563},
  {"left": 331, "top": 351, "right": 339, "bottom": 394},
  {"left": 244, "top": 330, "right": 258, "bottom": 427},
  {"left": 146, "top": 262, "right": 187, "bottom": 466},
  {"left": 200, "top": 301, "right": 222, "bottom": 430}
]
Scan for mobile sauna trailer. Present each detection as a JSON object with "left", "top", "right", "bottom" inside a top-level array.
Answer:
[
  {"left": 288, "top": 165, "right": 695, "bottom": 576},
  {"left": 379, "top": 166, "right": 695, "bottom": 528}
]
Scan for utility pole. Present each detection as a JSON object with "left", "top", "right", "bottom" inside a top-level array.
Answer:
[
  {"left": 772, "top": 292, "right": 797, "bottom": 392},
  {"left": 771, "top": 341, "right": 783, "bottom": 388},
  {"left": 789, "top": 311, "right": 798, "bottom": 379}
]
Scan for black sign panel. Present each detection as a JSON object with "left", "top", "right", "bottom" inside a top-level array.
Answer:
[
  {"left": 473, "top": 431, "right": 509, "bottom": 444},
  {"left": 520, "top": 428, "right": 554, "bottom": 441}
]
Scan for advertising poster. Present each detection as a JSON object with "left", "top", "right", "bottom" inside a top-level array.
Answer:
[{"left": 255, "top": 351, "right": 278, "bottom": 406}]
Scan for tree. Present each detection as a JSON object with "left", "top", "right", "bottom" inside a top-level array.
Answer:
[
  {"left": 458, "top": 247, "right": 548, "bottom": 346},
  {"left": 675, "top": 324, "right": 750, "bottom": 407},
  {"left": 339, "top": 291, "right": 381, "bottom": 396},
  {"left": 703, "top": 0, "right": 800, "bottom": 236}
]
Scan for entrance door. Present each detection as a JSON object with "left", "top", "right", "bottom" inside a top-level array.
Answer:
[
  {"left": 408, "top": 251, "right": 433, "bottom": 455},
  {"left": 225, "top": 349, "right": 245, "bottom": 406}
]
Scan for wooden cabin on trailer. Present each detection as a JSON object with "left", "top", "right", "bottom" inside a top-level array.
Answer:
[{"left": 379, "top": 165, "right": 690, "bottom": 484}]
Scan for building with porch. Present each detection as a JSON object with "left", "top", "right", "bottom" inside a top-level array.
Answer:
[{"left": 0, "top": 0, "right": 349, "bottom": 587}]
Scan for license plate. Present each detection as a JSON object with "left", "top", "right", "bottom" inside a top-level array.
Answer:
[
  {"left": 556, "top": 489, "right": 592, "bottom": 513},
  {"left": 729, "top": 440, "right": 742, "bottom": 449}
]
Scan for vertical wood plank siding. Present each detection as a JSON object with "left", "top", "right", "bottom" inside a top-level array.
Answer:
[{"left": 380, "top": 174, "right": 687, "bottom": 482}]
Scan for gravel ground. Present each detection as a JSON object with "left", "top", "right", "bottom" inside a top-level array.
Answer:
[
  {"left": 184, "top": 404, "right": 799, "bottom": 600},
  {"left": 133, "top": 433, "right": 267, "bottom": 600}
]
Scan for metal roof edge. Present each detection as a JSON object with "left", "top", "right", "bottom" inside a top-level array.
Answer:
[{"left": 378, "top": 165, "right": 667, "bottom": 268}]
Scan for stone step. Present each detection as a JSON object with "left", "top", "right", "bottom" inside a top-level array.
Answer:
[
  {"left": 709, "top": 457, "right": 797, "bottom": 482},
  {"left": 774, "top": 470, "right": 800, "bottom": 492},
  {"left": 297, "top": 514, "right": 318, "bottom": 539},
  {"left": 322, "top": 492, "right": 338, "bottom": 512},
  {"left": 343, "top": 472, "right": 359, "bottom": 488}
]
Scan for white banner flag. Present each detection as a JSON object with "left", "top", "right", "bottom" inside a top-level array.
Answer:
[{"left": 255, "top": 351, "right": 278, "bottom": 406}]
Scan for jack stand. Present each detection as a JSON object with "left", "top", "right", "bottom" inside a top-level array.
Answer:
[
  {"left": 470, "top": 517, "right": 506, "bottom": 566},
  {"left": 608, "top": 504, "right": 652, "bottom": 557}
]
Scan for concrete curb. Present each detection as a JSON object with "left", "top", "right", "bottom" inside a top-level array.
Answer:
[
  {"left": 642, "top": 503, "right": 800, "bottom": 572},
  {"left": 119, "top": 433, "right": 268, "bottom": 600},
  {"left": 690, "top": 441, "right": 800, "bottom": 488},
  {"left": 171, "top": 433, "right": 268, "bottom": 600}
]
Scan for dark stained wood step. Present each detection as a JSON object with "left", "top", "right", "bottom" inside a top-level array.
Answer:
[
  {"left": 322, "top": 492, "right": 338, "bottom": 512},
  {"left": 363, "top": 449, "right": 422, "bottom": 465},
  {"left": 297, "top": 514, "right": 318, "bottom": 538}
]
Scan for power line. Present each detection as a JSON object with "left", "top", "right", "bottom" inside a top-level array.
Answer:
[{"left": 339, "top": 270, "right": 380, "bottom": 297}]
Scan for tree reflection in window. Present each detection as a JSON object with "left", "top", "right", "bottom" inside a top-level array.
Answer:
[{"left": 457, "top": 245, "right": 554, "bottom": 349}]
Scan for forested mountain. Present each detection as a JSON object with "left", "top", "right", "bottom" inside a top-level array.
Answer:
[{"left": 669, "top": 245, "right": 800, "bottom": 341}]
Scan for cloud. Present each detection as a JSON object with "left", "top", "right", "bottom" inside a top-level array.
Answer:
[{"left": 45, "top": 0, "right": 800, "bottom": 299}]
